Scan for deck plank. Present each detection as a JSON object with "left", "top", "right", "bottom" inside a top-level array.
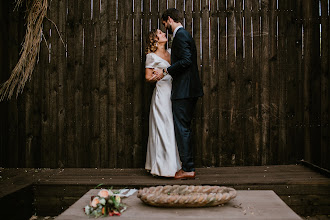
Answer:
[{"left": 0, "top": 168, "right": 57, "bottom": 198}]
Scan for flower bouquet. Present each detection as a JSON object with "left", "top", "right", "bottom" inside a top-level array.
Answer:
[{"left": 84, "top": 189, "right": 127, "bottom": 217}]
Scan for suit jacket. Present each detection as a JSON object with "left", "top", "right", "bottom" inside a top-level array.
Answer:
[{"left": 167, "top": 28, "right": 204, "bottom": 100}]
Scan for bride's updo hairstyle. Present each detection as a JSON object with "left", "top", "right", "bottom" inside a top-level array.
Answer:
[{"left": 145, "top": 29, "right": 158, "bottom": 54}]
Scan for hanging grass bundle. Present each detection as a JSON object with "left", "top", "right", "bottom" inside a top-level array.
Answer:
[{"left": 0, "top": 0, "right": 48, "bottom": 101}]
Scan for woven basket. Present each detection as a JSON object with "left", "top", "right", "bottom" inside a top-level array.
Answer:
[{"left": 137, "top": 185, "right": 237, "bottom": 207}]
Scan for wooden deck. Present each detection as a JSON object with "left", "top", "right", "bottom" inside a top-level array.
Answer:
[{"left": 1, "top": 164, "right": 329, "bottom": 219}]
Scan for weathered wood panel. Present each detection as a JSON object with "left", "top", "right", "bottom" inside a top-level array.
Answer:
[
  {"left": 192, "top": 0, "right": 203, "bottom": 166},
  {"left": 0, "top": 0, "right": 329, "bottom": 170},
  {"left": 218, "top": 0, "right": 228, "bottom": 166},
  {"left": 132, "top": 0, "right": 143, "bottom": 168},
  {"left": 99, "top": 0, "right": 109, "bottom": 168},
  {"left": 260, "top": 0, "right": 270, "bottom": 165},
  {"left": 320, "top": 0, "right": 329, "bottom": 170},
  {"left": 117, "top": 0, "right": 126, "bottom": 168},
  {"left": 251, "top": 0, "right": 262, "bottom": 164},
  {"left": 242, "top": 0, "right": 255, "bottom": 165},
  {"left": 201, "top": 0, "right": 211, "bottom": 166},
  {"left": 125, "top": 0, "right": 134, "bottom": 167},
  {"left": 227, "top": 0, "right": 238, "bottom": 165},
  {"left": 108, "top": 0, "right": 118, "bottom": 167},
  {"left": 209, "top": 0, "right": 219, "bottom": 166}
]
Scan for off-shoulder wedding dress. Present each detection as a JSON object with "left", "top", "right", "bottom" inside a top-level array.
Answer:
[{"left": 144, "top": 51, "right": 181, "bottom": 177}]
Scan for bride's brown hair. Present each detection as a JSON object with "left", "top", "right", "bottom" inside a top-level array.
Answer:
[{"left": 145, "top": 29, "right": 158, "bottom": 54}]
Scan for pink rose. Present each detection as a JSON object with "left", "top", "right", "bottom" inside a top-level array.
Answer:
[
  {"left": 98, "top": 189, "right": 113, "bottom": 198},
  {"left": 91, "top": 197, "right": 100, "bottom": 207}
]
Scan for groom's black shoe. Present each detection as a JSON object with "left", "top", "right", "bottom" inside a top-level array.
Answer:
[{"left": 174, "top": 169, "right": 195, "bottom": 179}]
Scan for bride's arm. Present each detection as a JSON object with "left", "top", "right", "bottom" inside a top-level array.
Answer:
[{"left": 145, "top": 68, "right": 158, "bottom": 83}]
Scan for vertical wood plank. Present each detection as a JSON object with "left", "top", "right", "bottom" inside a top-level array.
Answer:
[
  {"left": 218, "top": 0, "right": 229, "bottom": 166},
  {"left": 294, "top": 0, "right": 304, "bottom": 163},
  {"left": 286, "top": 0, "right": 300, "bottom": 164},
  {"left": 108, "top": 0, "right": 118, "bottom": 168},
  {"left": 252, "top": 0, "right": 262, "bottom": 164},
  {"left": 209, "top": 0, "right": 219, "bottom": 166},
  {"left": 66, "top": 0, "right": 77, "bottom": 167},
  {"left": 260, "top": 0, "right": 270, "bottom": 165},
  {"left": 308, "top": 0, "right": 321, "bottom": 164},
  {"left": 16, "top": 8, "right": 26, "bottom": 167},
  {"left": 301, "top": 0, "right": 320, "bottom": 163},
  {"left": 82, "top": 0, "right": 93, "bottom": 167},
  {"left": 268, "top": 0, "right": 279, "bottom": 164},
  {"left": 133, "top": 0, "right": 144, "bottom": 167},
  {"left": 31, "top": 7, "right": 44, "bottom": 168},
  {"left": 302, "top": 0, "right": 310, "bottom": 163},
  {"left": 320, "top": 0, "right": 329, "bottom": 169},
  {"left": 24, "top": 61, "right": 33, "bottom": 167},
  {"left": 184, "top": 0, "right": 192, "bottom": 34},
  {"left": 227, "top": 0, "right": 238, "bottom": 165},
  {"left": 40, "top": 4, "right": 51, "bottom": 168},
  {"left": 168, "top": 0, "right": 175, "bottom": 9},
  {"left": 192, "top": 0, "right": 202, "bottom": 166},
  {"left": 99, "top": 0, "right": 109, "bottom": 168},
  {"left": 159, "top": 0, "right": 167, "bottom": 25},
  {"left": 277, "top": 0, "right": 287, "bottom": 164},
  {"left": 278, "top": 0, "right": 290, "bottom": 164},
  {"left": 235, "top": 0, "right": 245, "bottom": 165},
  {"left": 26, "top": 0, "right": 45, "bottom": 167},
  {"left": 125, "top": 0, "right": 134, "bottom": 167},
  {"left": 117, "top": 0, "right": 126, "bottom": 167},
  {"left": 49, "top": 0, "right": 60, "bottom": 168},
  {"left": 57, "top": 0, "right": 66, "bottom": 167},
  {"left": 90, "top": 0, "right": 101, "bottom": 167},
  {"left": 159, "top": 0, "right": 167, "bottom": 34},
  {"left": 242, "top": 0, "right": 256, "bottom": 165},
  {"left": 176, "top": 0, "right": 184, "bottom": 13},
  {"left": 201, "top": 0, "right": 210, "bottom": 166},
  {"left": 151, "top": 0, "right": 158, "bottom": 28},
  {"left": 74, "top": 0, "right": 84, "bottom": 167},
  {"left": 0, "top": 1, "right": 19, "bottom": 166},
  {"left": 142, "top": 0, "right": 154, "bottom": 168},
  {"left": 0, "top": 0, "right": 7, "bottom": 165},
  {"left": 26, "top": 3, "right": 40, "bottom": 168}
]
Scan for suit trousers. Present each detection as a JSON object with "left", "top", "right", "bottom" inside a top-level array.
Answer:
[{"left": 172, "top": 98, "right": 198, "bottom": 172}]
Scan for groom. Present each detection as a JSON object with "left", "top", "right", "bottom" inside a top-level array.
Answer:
[{"left": 154, "top": 8, "right": 203, "bottom": 179}]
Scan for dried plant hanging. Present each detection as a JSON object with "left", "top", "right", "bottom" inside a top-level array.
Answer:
[{"left": 0, "top": 0, "right": 48, "bottom": 101}]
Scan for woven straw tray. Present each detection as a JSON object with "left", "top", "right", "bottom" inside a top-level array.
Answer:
[{"left": 137, "top": 185, "right": 237, "bottom": 208}]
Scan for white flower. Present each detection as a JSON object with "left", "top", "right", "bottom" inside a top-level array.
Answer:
[
  {"left": 84, "top": 205, "right": 91, "bottom": 215},
  {"left": 115, "top": 195, "right": 121, "bottom": 203},
  {"left": 99, "top": 198, "right": 106, "bottom": 205}
]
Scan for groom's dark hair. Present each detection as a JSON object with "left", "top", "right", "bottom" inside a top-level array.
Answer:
[{"left": 161, "top": 8, "right": 183, "bottom": 23}]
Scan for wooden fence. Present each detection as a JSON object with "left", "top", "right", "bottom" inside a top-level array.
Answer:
[{"left": 0, "top": 0, "right": 329, "bottom": 169}]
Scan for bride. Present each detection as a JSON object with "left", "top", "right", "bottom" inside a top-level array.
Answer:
[{"left": 144, "top": 29, "right": 181, "bottom": 177}]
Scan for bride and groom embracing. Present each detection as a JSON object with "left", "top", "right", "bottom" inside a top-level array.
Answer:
[{"left": 144, "top": 8, "right": 204, "bottom": 179}]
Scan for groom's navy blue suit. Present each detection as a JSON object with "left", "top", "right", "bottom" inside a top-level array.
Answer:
[{"left": 167, "top": 27, "right": 203, "bottom": 172}]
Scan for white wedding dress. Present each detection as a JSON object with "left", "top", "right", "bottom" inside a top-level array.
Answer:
[{"left": 145, "top": 51, "right": 181, "bottom": 177}]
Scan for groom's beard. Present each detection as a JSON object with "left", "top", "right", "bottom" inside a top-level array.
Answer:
[{"left": 167, "top": 24, "right": 173, "bottom": 34}]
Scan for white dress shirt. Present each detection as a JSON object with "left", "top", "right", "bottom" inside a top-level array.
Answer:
[{"left": 173, "top": 25, "right": 183, "bottom": 39}]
